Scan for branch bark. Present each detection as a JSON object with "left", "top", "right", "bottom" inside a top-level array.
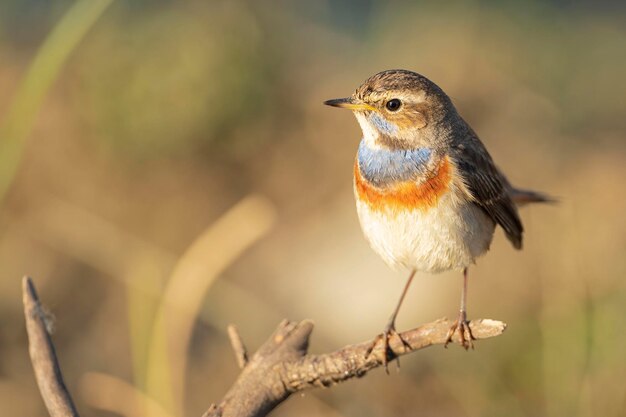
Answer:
[
  {"left": 22, "top": 276, "right": 80, "bottom": 417},
  {"left": 205, "top": 317, "right": 506, "bottom": 417}
]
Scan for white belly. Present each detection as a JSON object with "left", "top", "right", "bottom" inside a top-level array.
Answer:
[{"left": 355, "top": 192, "right": 495, "bottom": 272}]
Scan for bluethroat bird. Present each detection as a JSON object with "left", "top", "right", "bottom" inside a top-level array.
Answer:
[{"left": 324, "top": 69, "right": 551, "bottom": 368}]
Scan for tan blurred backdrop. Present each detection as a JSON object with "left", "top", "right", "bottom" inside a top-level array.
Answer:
[{"left": 1, "top": 1, "right": 625, "bottom": 416}]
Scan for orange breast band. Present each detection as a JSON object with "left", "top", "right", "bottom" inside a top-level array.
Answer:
[{"left": 354, "top": 156, "right": 452, "bottom": 213}]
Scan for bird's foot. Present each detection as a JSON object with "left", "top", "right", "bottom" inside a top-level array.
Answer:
[
  {"left": 365, "top": 321, "right": 412, "bottom": 373},
  {"left": 444, "top": 311, "right": 475, "bottom": 350}
]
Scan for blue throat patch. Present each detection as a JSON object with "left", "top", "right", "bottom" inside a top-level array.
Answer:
[
  {"left": 357, "top": 140, "right": 433, "bottom": 187},
  {"left": 368, "top": 112, "right": 398, "bottom": 136}
]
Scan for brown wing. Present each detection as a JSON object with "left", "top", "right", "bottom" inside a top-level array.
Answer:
[{"left": 452, "top": 129, "right": 524, "bottom": 249}]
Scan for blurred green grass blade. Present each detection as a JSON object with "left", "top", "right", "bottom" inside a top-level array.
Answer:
[
  {"left": 0, "top": 0, "right": 114, "bottom": 204},
  {"left": 144, "top": 195, "right": 276, "bottom": 415}
]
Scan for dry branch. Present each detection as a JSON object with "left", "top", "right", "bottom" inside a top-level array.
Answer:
[
  {"left": 22, "top": 276, "right": 80, "bottom": 417},
  {"left": 21, "top": 277, "right": 506, "bottom": 417},
  {"left": 205, "top": 317, "right": 506, "bottom": 417}
]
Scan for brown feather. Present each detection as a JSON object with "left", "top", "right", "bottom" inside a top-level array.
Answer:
[{"left": 451, "top": 126, "right": 524, "bottom": 249}]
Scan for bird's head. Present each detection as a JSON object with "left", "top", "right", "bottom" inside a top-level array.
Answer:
[{"left": 324, "top": 69, "right": 455, "bottom": 150}]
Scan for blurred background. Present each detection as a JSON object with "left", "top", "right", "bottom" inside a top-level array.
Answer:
[{"left": 1, "top": 1, "right": 625, "bottom": 416}]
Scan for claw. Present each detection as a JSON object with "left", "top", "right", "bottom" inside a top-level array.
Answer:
[
  {"left": 365, "top": 324, "right": 411, "bottom": 373},
  {"left": 444, "top": 314, "right": 475, "bottom": 349}
]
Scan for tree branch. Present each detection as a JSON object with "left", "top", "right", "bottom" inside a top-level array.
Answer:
[
  {"left": 21, "top": 277, "right": 506, "bottom": 417},
  {"left": 206, "top": 317, "right": 506, "bottom": 417},
  {"left": 22, "top": 276, "right": 80, "bottom": 417}
]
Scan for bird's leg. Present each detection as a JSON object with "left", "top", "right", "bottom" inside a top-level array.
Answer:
[
  {"left": 445, "top": 267, "right": 475, "bottom": 349},
  {"left": 366, "top": 269, "right": 416, "bottom": 373}
]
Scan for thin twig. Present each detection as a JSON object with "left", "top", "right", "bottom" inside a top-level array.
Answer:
[
  {"left": 227, "top": 325, "right": 249, "bottom": 369},
  {"left": 22, "top": 276, "right": 80, "bottom": 417}
]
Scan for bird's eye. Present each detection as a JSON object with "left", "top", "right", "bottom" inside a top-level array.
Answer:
[{"left": 385, "top": 99, "right": 402, "bottom": 112}]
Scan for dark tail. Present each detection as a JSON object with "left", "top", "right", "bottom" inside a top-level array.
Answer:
[{"left": 511, "top": 188, "right": 557, "bottom": 206}]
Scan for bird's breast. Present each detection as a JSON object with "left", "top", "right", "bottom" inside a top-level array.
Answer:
[
  {"left": 354, "top": 153, "right": 452, "bottom": 213},
  {"left": 353, "top": 155, "right": 494, "bottom": 271}
]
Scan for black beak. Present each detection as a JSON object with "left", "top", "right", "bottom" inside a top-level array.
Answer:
[
  {"left": 323, "top": 97, "right": 375, "bottom": 111},
  {"left": 323, "top": 97, "right": 353, "bottom": 107}
]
